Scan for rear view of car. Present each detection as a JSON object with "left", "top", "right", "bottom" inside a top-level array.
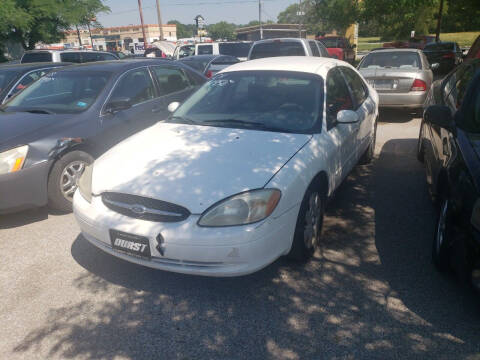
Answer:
[
  {"left": 358, "top": 49, "right": 433, "bottom": 108},
  {"left": 423, "top": 42, "right": 462, "bottom": 73}
]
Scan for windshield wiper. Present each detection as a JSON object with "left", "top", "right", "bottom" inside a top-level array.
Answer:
[
  {"left": 203, "top": 119, "right": 290, "bottom": 132},
  {"left": 22, "top": 108, "right": 55, "bottom": 115},
  {"left": 166, "top": 115, "right": 197, "bottom": 125}
]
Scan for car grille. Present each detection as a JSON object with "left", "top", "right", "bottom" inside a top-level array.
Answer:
[{"left": 102, "top": 192, "right": 190, "bottom": 222}]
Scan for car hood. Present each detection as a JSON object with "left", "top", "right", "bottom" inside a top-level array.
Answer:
[
  {"left": 0, "top": 111, "right": 64, "bottom": 151},
  {"left": 92, "top": 122, "right": 312, "bottom": 214}
]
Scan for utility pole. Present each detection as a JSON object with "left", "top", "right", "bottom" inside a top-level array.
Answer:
[
  {"left": 87, "top": 22, "right": 94, "bottom": 50},
  {"left": 155, "top": 0, "right": 165, "bottom": 41},
  {"left": 298, "top": 0, "right": 302, "bottom": 38},
  {"left": 259, "top": 0, "right": 263, "bottom": 40},
  {"left": 435, "top": 0, "right": 444, "bottom": 42},
  {"left": 137, "top": 0, "right": 148, "bottom": 48}
]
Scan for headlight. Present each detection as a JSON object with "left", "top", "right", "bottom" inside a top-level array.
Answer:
[
  {"left": 0, "top": 145, "right": 28, "bottom": 175},
  {"left": 198, "top": 189, "right": 281, "bottom": 227},
  {"left": 78, "top": 164, "right": 93, "bottom": 203},
  {"left": 471, "top": 199, "right": 480, "bottom": 231}
]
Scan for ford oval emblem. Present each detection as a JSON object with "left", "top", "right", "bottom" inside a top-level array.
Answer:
[{"left": 130, "top": 204, "right": 147, "bottom": 215}]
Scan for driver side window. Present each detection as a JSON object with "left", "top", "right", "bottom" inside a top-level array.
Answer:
[
  {"left": 110, "top": 68, "right": 155, "bottom": 106},
  {"left": 326, "top": 68, "right": 354, "bottom": 130}
]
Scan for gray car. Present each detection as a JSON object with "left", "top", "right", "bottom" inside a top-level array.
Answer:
[{"left": 357, "top": 48, "right": 434, "bottom": 108}]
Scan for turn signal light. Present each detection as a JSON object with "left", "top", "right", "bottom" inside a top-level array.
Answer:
[{"left": 411, "top": 79, "right": 427, "bottom": 92}]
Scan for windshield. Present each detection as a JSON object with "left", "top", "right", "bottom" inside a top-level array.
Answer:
[
  {"left": 250, "top": 41, "right": 305, "bottom": 60},
  {"left": 320, "top": 38, "right": 343, "bottom": 48},
  {"left": 360, "top": 51, "right": 421, "bottom": 69},
  {"left": 219, "top": 43, "right": 252, "bottom": 58},
  {"left": 169, "top": 70, "right": 323, "bottom": 134},
  {"left": 0, "top": 70, "right": 20, "bottom": 92},
  {"left": 4, "top": 70, "right": 111, "bottom": 114},
  {"left": 21, "top": 52, "right": 53, "bottom": 63}
]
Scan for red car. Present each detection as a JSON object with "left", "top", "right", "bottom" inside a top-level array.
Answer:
[{"left": 318, "top": 36, "right": 356, "bottom": 64}]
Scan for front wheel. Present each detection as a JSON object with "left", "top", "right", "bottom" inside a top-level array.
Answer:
[
  {"left": 287, "top": 187, "right": 325, "bottom": 261},
  {"left": 48, "top": 151, "right": 93, "bottom": 212},
  {"left": 432, "top": 198, "right": 452, "bottom": 271}
]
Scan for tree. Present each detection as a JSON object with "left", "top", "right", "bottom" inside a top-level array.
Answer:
[
  {"left": 168, "top": 20, "right": 195, "bottom": 39},
  {"left": 442, "top": 0, "right": 480, "bottom": 32},
  {"left": 207, "top": 21, "right": 236, "bottom": 41},
  {"left": 1, "top": 0, "right": 109, "bottom": 50},
  {"left": 277, "top": 4, "right": 300, "bottom": 24},
  {"left": 311, "top": 0, "right": 361, "bottom": 34},
  {"left": 362, "top": 0, "right": 440, "bottom": 39}
]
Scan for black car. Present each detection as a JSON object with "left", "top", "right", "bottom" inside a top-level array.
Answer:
[
  {"left": 178, "top": 55, "right": 239, "bottom": 78},
  {"left": 0, "top": 59, "right": 206, "bottom": 213},
  {"left": 417, "top": 59, "right": 480, "bottom": 288},
  {"left": 0, "top": 63, "right": 70, "bottom": 104},
  {"left": 422, "top": 41, "right": 463, "bottom": 74}
]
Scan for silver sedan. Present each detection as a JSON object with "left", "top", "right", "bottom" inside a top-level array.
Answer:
[{"left": 358, "top": 48, "right": 434, "bottom": 109}]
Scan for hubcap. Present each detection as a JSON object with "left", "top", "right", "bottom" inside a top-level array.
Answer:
[
  {"left": 436, "top": 199, "right": 448, "bottom": 253},
  {"left": 60, "top": 161, "right": 86, "bottom": 201},
  {"left": 304, "top": 192, "right": 322, "bottom": 249}
]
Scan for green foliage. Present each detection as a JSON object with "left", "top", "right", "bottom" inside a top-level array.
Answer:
[
  {"left": 207, "top": 21, "right": 236, "bottom": 41},
  {"left": 277, "top": 4, "right": 300, "bottom": 24},
  {"left": 312, "top": 0, "right": 361, "bottom": 34},
  {"left": 168, "top": 20, "right": 196, "bottom": 39},
  {"left": 442, "top": 0, "right": 480, "bottom": 32},
  {"left": 0, "top": 0, "right": 109, "bottom": 50}
]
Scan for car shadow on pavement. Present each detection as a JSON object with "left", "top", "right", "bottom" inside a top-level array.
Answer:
[
  {"left": 379, "top": 108, "right": 421, "bottom": 123},
  {"left": 0, "top": 207, "right": 49, "bottom": 229},
  {"left": 11, "top": 139, "right": 480, "bottom": 360}
]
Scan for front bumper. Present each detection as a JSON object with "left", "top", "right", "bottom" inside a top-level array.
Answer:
[
  {"left": 0, "top": 161, "right": 50, "bottom": 214},
  {"left": 73, "top": 191, "right": 299, "bottom": 277},
  {"left": 377, "top": 91, "right": 427, "bottom": 108}
]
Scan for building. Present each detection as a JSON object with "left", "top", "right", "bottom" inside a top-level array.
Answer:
[
  {"left": 49, "top": 24, "right": 177, "bottom": 51},
  {"left": 235, "top": 24, "right": 306, "bottom": 41}
]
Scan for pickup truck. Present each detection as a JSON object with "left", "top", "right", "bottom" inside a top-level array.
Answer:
[{"left": 318, "top": 36, "right": 356, "bottom": 64}]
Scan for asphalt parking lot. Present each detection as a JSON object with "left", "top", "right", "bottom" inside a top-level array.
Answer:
[{"left": 1, "top": 111, "right": 479, "bottom": 360}]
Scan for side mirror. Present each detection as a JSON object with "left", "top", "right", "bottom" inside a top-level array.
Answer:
[
  {"left": 168, "top": 101, "right": 180, "bottom": 113},
  {"left": 424, "top": 105, "right": 454, "bottom": 132},
  {"left": 431, "top": 63, "right": 440, "bottom": 70},
  {"left": 105, "top": 97, "right": 131, "bottom": 113},
  {"left": 337, "top": 110, "right": 359, "bottom": 124}
]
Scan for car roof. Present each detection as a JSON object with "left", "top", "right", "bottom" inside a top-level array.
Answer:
[
  {"left": 24, "top": 49, "right": 113, "bottom": 54},
  {"left": 50, "top": 59, "right": 183, "bottom": 73},
  {"left": 370, "top": 48, "right": 423, "bottom": 53},
  {"left": 253, "top": 38, "right": 307, "bottom": 44},
  {"left": 219, "top": 56, "right": 346, "bottom": 76},
  {"left": 180, "top": 55, "right": 223, "bottom": 61},
  {"left": 0, "top": 62, "right": 70, "bottom": 71}
]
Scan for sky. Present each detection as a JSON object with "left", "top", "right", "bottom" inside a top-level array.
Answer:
[{"left": 96, "top": 0, "right": 299, "bottom": 27}]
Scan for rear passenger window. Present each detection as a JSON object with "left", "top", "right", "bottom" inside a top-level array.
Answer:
[
  {"left": 326, "top": 68, "right": 354, "bottom": 130},
  {"left": 21, "top": 52, "right": 52, "bottom": 63},
  {"left": 340, "top": 67, "right": 368, "bottom": 107},
  {"left": 60, "top": 53, "right": 82, "bottom": 63},
  {"left": 151, "top": 66, "right": 192, "bottom": 95},
  {"left": 82, "top": 52, "right": 117, "bottom": 62},
  {"left": 316, "top": 41, "right": 330, "bottom": 57},
  {"left": 197, "top": 45, "right": 213, "bottom": 55},
  {"left": 110, "top": 68, "right": 155, "bottom": 105},
  {"left": 308, "top": 41, "right": 320, "bottom": 57}
]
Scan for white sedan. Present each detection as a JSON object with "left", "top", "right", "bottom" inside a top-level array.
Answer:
[{"left": 73, "top": 57, "right": 378, "bottom": 276}]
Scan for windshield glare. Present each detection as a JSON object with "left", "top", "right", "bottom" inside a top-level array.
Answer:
[
  {"left": 171, "top": 71, "right": 323, "bottom": 133},
  {"left": 360, "top": 52, "right": 421, "bottom": 69},
  {"left": 4, "top": 71, "right": 111, "bottom": 114}
]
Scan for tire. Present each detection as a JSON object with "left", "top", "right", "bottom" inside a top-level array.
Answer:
[
  {"left": 359, "top": 119, "right": 377, "bottom": 165},
  {"left": 432, "top": 198, "right": 452, "bottom": 272},
  {"left": 47, "top": 150, "right": 93, "bottom": 212},
  {"left": 287, "top": 185, "right": 325, "bottom": 261}
]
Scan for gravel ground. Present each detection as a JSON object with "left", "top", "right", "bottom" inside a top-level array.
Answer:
[{"left": 1, "top": 109, "right": 479, "bottom": 360}]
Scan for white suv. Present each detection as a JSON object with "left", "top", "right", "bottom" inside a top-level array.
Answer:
[
  {"left": 21, "top": 50, "right": 119, "bottom": 64},
  {"left": 248, "top": 38, "right": 330, "bottom": 60}
]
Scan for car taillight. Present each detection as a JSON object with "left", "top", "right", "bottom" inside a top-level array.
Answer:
[
  {"left": 411, "top": 79, "right": 427, "bottom": 92},
  {"left": 206, "top": 70, "right": 213, "bottom": 78},
  {"left": 442, "top": 52, "right": 455, "bottom": 59}
]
